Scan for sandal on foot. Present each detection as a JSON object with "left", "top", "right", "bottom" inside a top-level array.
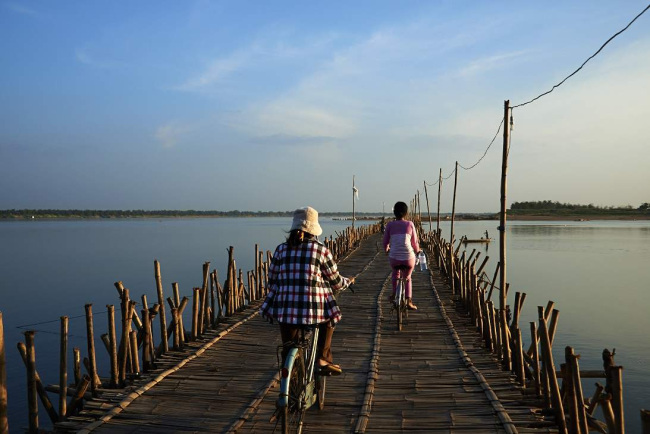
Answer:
[{"left": 319, "top": 362, "right": 343, "bottom": 376}]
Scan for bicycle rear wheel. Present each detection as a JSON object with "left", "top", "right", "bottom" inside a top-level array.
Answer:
[
  {"left": 280, "top": 349, "right": 306, "bottom": 434},
  {"left": 396, "top": 280, "right": 403, "bottom": 331}
]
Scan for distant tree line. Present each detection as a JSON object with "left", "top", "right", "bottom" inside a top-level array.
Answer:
[
  {"left": 510, "top": 201, "right": 650, "bottom": 214},
  {"left": 0, "top": 209, "right": 384, "bottom": 219}
]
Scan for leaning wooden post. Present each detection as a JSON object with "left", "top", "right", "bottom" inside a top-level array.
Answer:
[
  {"left": 539, "top": 317, "right": 567, "bottom": 434},
  {"left": 141, "top": 308, "right": 152, "bottom": 371},
  {"left": 199, "top": 262, "right": 210, "bottom": 334},
  {"left": 59, "top": 316, "right": 68, "bottom": 420},
  {"left": 154, "top": 260, "right": 168, "bottom": 354},
  {"left": 191, "top": 288, "right": 200, "bottom": 341},
  {"left": 499, "top": 99, "right": 511, "bottom": 369},
  {"left": 24, "top": 331, "right": 38, "bottom": 433},
  {"left": 172, "top": 283, "right": 185, "bottom": 343},
  {"left": 0, "top": 313, "right": 7, "bottom": 434},
  {"left": 641, "top": 409, "right": 650, "bottom": 434},
  {"left": 84, "top": 304, "right": 101, "bottom": 394},
  {"left": 567, "top": 347, "right": 588, "bottom": 434},
  {"left": 450, "top": 161, "right": 459, "bottom": 295},
  {"left": 611, "top": 366, "right": 625, "bottom": 434}
]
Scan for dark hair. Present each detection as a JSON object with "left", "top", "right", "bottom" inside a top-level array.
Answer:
[
  {"left": 393, "top": 201, "right": 408, "bottom": 219},
  {"left": 287, "top": 229, "right": 315, "bottom": 247}
]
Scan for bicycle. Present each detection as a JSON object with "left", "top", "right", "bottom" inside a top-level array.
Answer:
[
  {"left": 273, "top": 325, "right": 329, "bottom": 434},
  {"left": 273, "top": 282, "right": 356, "bottom": 434},
  {"left": 392, "top": 264, "right": 410, "bottom": 331}
]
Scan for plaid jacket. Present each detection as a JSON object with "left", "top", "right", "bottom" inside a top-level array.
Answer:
[{"left": 260, "top": 239, "right": 350, "bottom": 325}]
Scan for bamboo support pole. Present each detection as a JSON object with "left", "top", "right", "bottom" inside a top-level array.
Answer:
[
  {"left": 436, "top": 168, "right": 442, "bottom": 235},
  {"left": 59, "top": 316, "right": 68, "bottom": 420},
  {"left": 528, "top": 301, "right": 555, "bottom": 356},
  {"left": 154, "top": 260, "right": 168, "bottom": 353},
  {"left": 23, "top": 332, "right": 39, "bottom": 432},
  {"left": 209, "top": 271, "right": 216, "bottom": 323},
  {"left": 476, "top": 256, "right": 489, "bottom": 278},
  {"left": 172, "top": 283, "right": 185, "bottom": 343},
  {"left": 254, "top": 244, "right": 260, "bottom": 300},
  {"left": 0, "top": 313, "right": 6, "bottom": 434},
  {"left": 17, "top": 342, "right": 59, "bottom": 425},
  {"left": 539, "top": 317, "right": 567, "bottom": 433},
  {"left": 423, "top": 181, "right": 432, "bottom": 232},
  {"left": 148, "top": 304, "right": 158, "bottom": 361},
  {"left": 84, "top": 304, "right": 101, "bottom": 394},
  {"left": 486, "top": 262, "right": 500, "bottom": 301}
]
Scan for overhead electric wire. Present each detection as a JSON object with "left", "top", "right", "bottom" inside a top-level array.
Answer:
[
  {"left": 458, "top": 117, "right": 505, "bottom": 171},
  {"left": 513, "top": 3, "right": 650, "bottom": 108}
]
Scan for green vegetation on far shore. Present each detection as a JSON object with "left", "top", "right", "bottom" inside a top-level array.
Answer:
[{"left": 508, "top": 200, "right": 650, "bottom": 218}]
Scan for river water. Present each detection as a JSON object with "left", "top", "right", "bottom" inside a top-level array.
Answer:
[{"left": 1, "top": 218, "right": 648, "bottom": 432}]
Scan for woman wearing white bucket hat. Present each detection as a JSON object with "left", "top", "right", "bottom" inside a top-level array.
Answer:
[{"left": 260, "top": 206, "right": 355, "bottom": 375}]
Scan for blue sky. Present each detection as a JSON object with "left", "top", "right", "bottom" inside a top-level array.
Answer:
[{"left": 1, "top": 1, "right": 649, "bottom": 212}]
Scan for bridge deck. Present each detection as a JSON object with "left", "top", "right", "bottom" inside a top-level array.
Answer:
[{"left": 75, "top": 233, "right": 555, "bottom": 433}]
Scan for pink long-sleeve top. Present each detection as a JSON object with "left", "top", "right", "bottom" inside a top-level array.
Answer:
[{"left": 382, "top": 219, "right": 420, "bottom": 260}]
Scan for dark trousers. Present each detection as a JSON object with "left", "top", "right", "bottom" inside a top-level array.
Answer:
[{"left": 279, "top": 322, "right": 335, "bottom": 363}]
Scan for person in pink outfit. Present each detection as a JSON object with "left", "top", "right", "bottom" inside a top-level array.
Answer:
[{"left": 382, "top": 201, "right": 420, "bottom": 310}]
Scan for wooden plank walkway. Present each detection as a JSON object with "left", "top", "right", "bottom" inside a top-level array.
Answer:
[{"left": 74, "top": 233, "right": 556, "bottom": 433}]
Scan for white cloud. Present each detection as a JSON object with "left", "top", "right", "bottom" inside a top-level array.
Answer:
[
  {"left": 154, "top": 122, "right": 193, "bottom": 148},
  {"left": 175, "top": 49, "right": 252, "bottom": 91},
  {"left": 458, "top": 50, "right": 530, "bottom": 77},
  {"left": 4, "top": 2, "right": 36, "bottom": 15}
]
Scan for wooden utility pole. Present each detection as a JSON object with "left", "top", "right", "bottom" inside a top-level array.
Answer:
[
  {"left": 437, "top": 168, "right": 442, "bottom": 237},
  {"left": 352, "top": 175, "right": 356, "bottom": 229},
  {"left": 450, "top": 161, "right": 459, "bottom": 295},
  {"left": 499, "top": 100, "right": 512, "bottom": 369},
  {"left": 423, "top": 181, "right": 432, "bottom": 232}
]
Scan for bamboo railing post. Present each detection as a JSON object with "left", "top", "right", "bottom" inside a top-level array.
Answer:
[
  {"left": 539, "top": 317, "right": 567, "bottom": 433},
  {"left": 106, "top": 305, "right": 118, "bottom": 388},
  {"left": 514, "top": 327, "right": 525, "bottom": 387},
  {"left": 73, "top": 348, "right": 81, "bottom": 387},
  {"left": 141, "top": 308, "right": 152, "bottom": 371},
  {"left": 119, "top": 291, "right": 130, "bottom": 384},
  {"left": 17, "top": 342, "right": 58, "bottom": 424},
  {"left": 154, "top": 260, "right": 168, "bottom": 353},
  {"left": 486, "top": 262, "right": 500, "bottom": 301},
  {"left": 84, "top": 304, "right": 101, "bottom": 394},
  {"left": 587, "top": 383, "right": 604, "bottom": 416},
  {"left": 0, "top": 313, "right": 6, "bottom": 434},
  {"left": 254, "top": 244, "right": 260, "bottom": 300},
  {"left": 191, "top": 288, "right": 200, "bottom": 340},
  {"left": 611, "top": 366, "right": 624, "bottom": 434},
  {"left": 567, "top": 347, "right": 588, "bottom": 434},
  {"left": 200, "top": 262, "right": 210, "bottom": 333},
  {"left": 129, "top": 331, "right": 139, "bottom": 374},
  {"left": 436, "top": 168, "right": 442, "bottom": 236},
  {"left": 172, "top": 283, "right": 185, "bottom": 343},
  {"left": 530, "top": 322, "right": 541, "bottom": 397},
  {"left": 564, "top": 348, "right": 580, "bottom": 434},
  {"left": 59, "top": 316, "right": 68, "bottom": 420},
  {"left": 171, "top": 308, "right": 179, "bottom": 350},
  {"left": 24, "top": 331, "right": 38, "bottom": 433}
]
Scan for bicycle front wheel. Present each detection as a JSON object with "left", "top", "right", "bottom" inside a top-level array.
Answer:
[
  {"left": 316, "top": 374, "right": 327, "bottom": 410},
  {"left": 280, "top": 349, "right": 306, "bottom": 434},
  {"left": 396, "top": 281, "right": 403, "bottom": 331}
]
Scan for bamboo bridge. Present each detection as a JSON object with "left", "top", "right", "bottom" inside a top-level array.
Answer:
[{"left": 7, "top": 224, "right": 630, "bottom": 433}]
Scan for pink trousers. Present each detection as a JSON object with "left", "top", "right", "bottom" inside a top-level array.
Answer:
[{"left": 389, "top": 257, "right": 415, "bottom": 298}]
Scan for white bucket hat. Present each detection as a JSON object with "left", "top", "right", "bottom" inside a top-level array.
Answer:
[{"left": 290, "top": 206, "right": 323, "bottom": 236}]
